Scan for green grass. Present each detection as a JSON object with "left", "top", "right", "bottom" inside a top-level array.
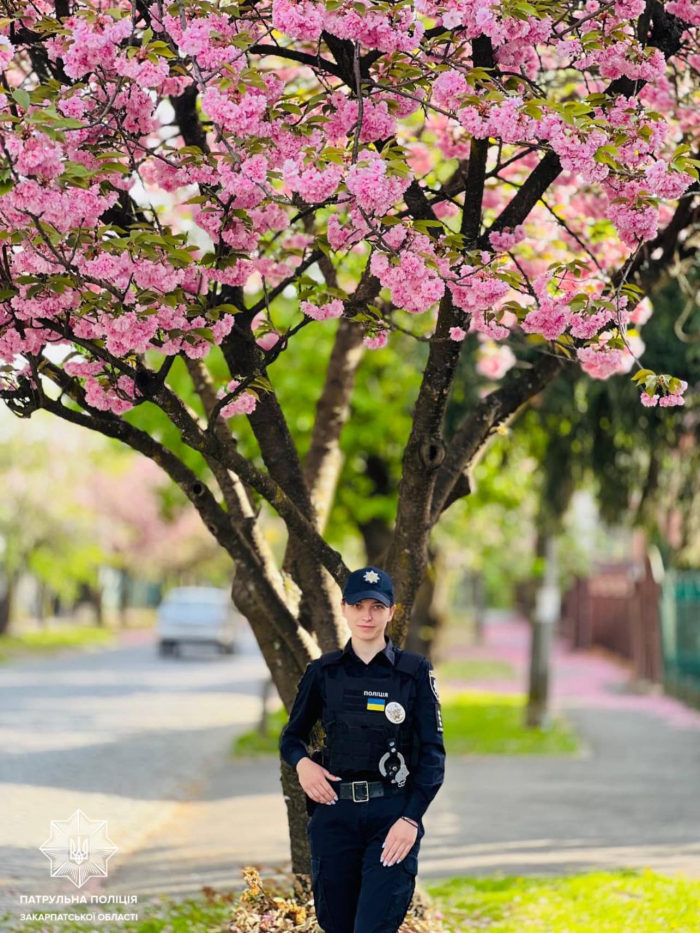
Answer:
[
  {"left": 435, "top": 659, "right": 517, "bottom": 682},
  {"left": 441, "top": 690, "right": 579, "bottom": 755},
  {"left": 0, "top": 625, "right": 115, "bottom": 662},
  {"left": 231, "top": 691, "right": 578, "bottom": 757},
  {"left": 424, "top": 870, "right": 700, "bottom": 932},
  {"left": 232, "top": 706, "right": 288, "bottom": 756},
  {"left": 5, "top": 871, "right": 697, "bottom": 932}
]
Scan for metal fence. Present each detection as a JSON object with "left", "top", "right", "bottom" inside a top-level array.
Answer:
[{"left": 660, "top": 570, "right": 700, "bottom": 707}]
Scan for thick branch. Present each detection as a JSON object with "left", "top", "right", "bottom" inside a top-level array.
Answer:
[
  {"left": 170, "top": 83, "right": 210, "bottom": 153},
  {"left": 250, "top": 44, "right": 344, "bottom": 80},
  {"left": 461, "top": 35, "right": 495, "bottom": 243},
  {"left": 430, "top": 351, "right": 566, "bottom": 522},
  {"left": 384, "top": 289, "right": 465, "bottom": 633}
]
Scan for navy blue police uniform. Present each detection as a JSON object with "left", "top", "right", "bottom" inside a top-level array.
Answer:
[{"left": 279, "top": 566, "right": 446, "bottom": 933}]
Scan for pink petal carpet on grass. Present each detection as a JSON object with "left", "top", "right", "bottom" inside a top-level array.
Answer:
[{"left": 446, "top": 616, "right": 700, "bottom": 730}]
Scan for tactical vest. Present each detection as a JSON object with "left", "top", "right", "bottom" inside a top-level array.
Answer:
[{"left": 317, "top": 647, "right": 424, "bottom": 779}]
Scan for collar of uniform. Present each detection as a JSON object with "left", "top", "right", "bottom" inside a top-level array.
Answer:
[{"left": 342, "top": 634, "right": 396, "bottom": 666}]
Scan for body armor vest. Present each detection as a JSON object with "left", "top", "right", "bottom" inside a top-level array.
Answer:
[{"left": 317, "top": 647, "right": 423, "bottom": 780}]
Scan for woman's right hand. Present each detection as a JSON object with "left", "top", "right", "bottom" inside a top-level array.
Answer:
[{"left": 296, "top": 758, "right": 342, "bottom": 804}]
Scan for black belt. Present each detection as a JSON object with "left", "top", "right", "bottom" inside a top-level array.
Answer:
[{"left": 337, "top": 779, "right": 407, "bottom": 803}]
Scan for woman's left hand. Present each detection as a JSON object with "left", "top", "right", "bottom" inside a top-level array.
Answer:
[{"left": 380, "top": 818, "right": 418, "bottom": 866}]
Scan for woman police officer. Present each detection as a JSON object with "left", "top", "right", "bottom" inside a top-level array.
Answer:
[{"left": 279, "top": 566, "right": 446, "bottom": 933}]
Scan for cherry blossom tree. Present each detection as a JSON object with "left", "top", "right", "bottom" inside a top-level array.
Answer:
[{"left": 1, "top": 0, "right": 700, "bottom": 870}]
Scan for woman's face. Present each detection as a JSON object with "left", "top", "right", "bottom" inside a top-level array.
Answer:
[{"left": 341, "top": 598, "right": 395, "bottom": 641}]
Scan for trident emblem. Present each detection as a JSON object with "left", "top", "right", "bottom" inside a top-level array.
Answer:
[{"left": 69, "top": 836, "right": 89, "bottom": 864}]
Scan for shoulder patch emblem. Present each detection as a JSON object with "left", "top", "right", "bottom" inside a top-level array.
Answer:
[{"left": 428, "top": 668, "right": 443, "bottom": 733}]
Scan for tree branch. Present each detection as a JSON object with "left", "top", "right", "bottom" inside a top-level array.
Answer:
[
  {"left": 430, "top": 350, "right": 566, "bottom": 522},
  {"left": 32, "top": 377, "right": 319, "bottom": 667}
]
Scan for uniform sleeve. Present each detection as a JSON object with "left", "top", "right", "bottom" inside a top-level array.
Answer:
[
  {"left": 279, "top": 660, "right": 323, "bottom": 770},
  {"left": 402, "top": 658, "right": 446, "bottom": 824}
]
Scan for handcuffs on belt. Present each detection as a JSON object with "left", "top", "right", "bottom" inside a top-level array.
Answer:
[{"left": 378, "top": 737, "right": 410, "bottom": 787}]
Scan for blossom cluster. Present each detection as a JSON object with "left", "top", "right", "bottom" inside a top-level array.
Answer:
[{"left": 0, "top": 0, "right": 696, "bottom": 415}]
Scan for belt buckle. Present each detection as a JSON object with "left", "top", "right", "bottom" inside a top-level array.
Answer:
[{"left": 351, "top": 780, "right": 369, "bottom": 803}]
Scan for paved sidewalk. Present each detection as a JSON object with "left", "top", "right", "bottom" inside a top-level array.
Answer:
[{"left": 423, "top": 613, "right": 700, "bottom": 878}]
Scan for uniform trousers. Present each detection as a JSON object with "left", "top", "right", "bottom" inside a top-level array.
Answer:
[{"left": 306, "top": 789, "right": 424, "bottom": 933}]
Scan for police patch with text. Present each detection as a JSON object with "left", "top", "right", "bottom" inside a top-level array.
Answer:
[{"left": 428, "top": 668, "right": 443, "bottom": 733}]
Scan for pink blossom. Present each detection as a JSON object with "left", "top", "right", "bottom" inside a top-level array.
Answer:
[
  {"left": 666, "top": 0, "right": 700, "bottom": 24},
  {"left": 364, "top": 331, "right": 389, "bottom": 349},
  {"left": 449, "top": 326, "right": 467, "bottom": 342},
  {"left": 61, "top": 15, "right": 133, "bottom": 79},
  {"left": 323, "top": 4, "right": 424, "bottom": 53},
  {"left": 476, "top": 340, "right": 517, "bottom": 379},
  {"left": 489, "top": 225, "right": 525, "bottom": 252},
  {"left": 250, "top": 311, "right": 280, "bottom": 350},
  {"left": 115, "top": 55, "right": 169, "bottom": 88},
  {"left": 282, "top": 159, "right": 342, "bottom": 202},
  {"left": 605, "top": 181, "right": 660, "bottom": 247},
  {"left": 201, "top": 87, "right": 269, "bottom": 136},
  {"left": 346, "top": 153, "right": 412, "bottom": 216},
  {"left": 218, "top": 380, "right": 258, "bottom": 417},
  {"left": 369, "top": 242, "right": 445, "bottom": 314},
  {"left": 643, "top": 160, "right": 694, "bottom": 199},
  {"left": 0, "top": 37, "right": 14, "bottom": 70},
  {"left": 577, "top": 346, "right": 625, "bottom": 379},
  {"left": 64, "top": 359, "right": 103, "bottom": 378},
  {"left": 272, "top": 0, "right": 325, "bottom": 41},
  {"left": 449, "top": 272, "right": 510, "bottom": 318},
  {"left": 568, "top": 306, "right": 615, "bottom": 339},
  {"left": 301, "top": 299, "right": 345, "bottom": 321},
  {"left": 323, "top": 93, "right": 395, "bottom": 146},
  {"left": 629, "top": 297, "right": 653, "bottom": 326},
  {"left": 432, "top": 70, "right": 468, "bottom": 109},
  {"left": 84, "top": 374, "right": 138, "bottom": 414},
  {"left": 659, "top": 393, "right": 685, "bottom": 407},
  {"left": 6, "top": 134, "right": 64, "bottom": 181},
  {"left": 658, "top": 378, "right": 688, "bottom": 407},
  {"left": 256, "top": 331, "right": 280, "bottom": 350}
]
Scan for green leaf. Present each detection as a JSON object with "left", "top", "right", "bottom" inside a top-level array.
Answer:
[
  {"left": 12, "top": 88, "right": 31, "bottom": 111},
  {"left": 631, "top": 369, "right": 655, "bottom": 383},
  {"left": 210, "top": 303, "right": 242, "bottom": 315}
]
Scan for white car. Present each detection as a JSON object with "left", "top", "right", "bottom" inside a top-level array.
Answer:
[{"left": 156, "top": 586, "right": 241, "bottom": 656}]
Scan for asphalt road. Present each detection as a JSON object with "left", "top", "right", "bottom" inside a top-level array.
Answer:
[{"left": 0, "top": 623, "right": 269, "bottom": 918}]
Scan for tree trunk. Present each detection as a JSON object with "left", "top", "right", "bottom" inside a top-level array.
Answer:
[
  {"left": 0, "top": 571, "right": 14, "bottom": 636},
  {"left": 230, "top": 565, "right": 317, "bottom": 875},
  {"left": 280, "top": 759, "right": 313, "bottom": 878},
  {"left": 526, "top": 536, "right": 560, "bottom": 728},
  {"left": 89, "top": 584, "right": 104, "bottom": 627},
  {"left": 404, "top": 545, "right": 448, "bottom": 661},
  {"left": 119, "top": 570, "right": 130, "bottom": 628},
  {"left": 473, "top": 572, "right": 486, "bottom": 645},
  {"left": 36, "top": 578, "right": 47, "bottom": 626}
]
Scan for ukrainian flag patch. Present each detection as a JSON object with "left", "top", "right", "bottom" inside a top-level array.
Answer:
[{"left": 367, "top": 697, "right": 386, "bottom": 711}]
